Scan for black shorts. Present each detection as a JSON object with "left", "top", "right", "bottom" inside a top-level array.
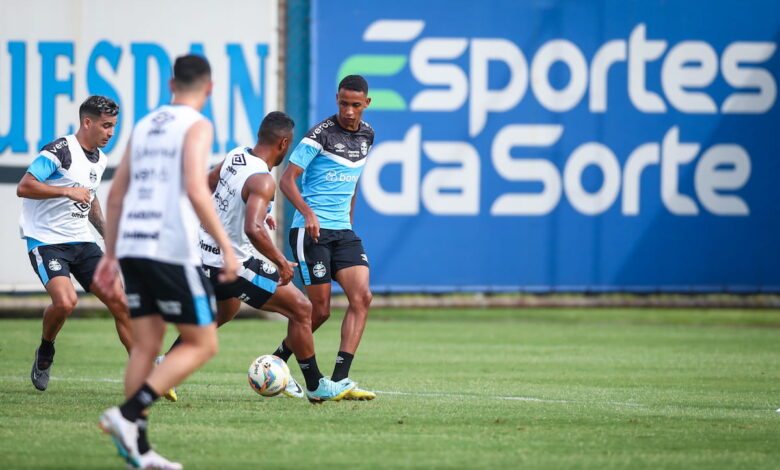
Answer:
[
  {"left": 119, "top": 257, "right": 216, "bottom": 326},
  {"left": 289, "top": 228, "right": 369, "bottom": 286},
  {"left": 28, "top": 242, "right": 103, "bottom": 292},
  {"left": 203, "top": 257, "right": 279, "bottom": 309}
]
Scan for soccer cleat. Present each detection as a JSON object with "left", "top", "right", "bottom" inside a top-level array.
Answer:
[
  {"left": 305, "top": 376, "right": 356, "bottom": 404},
  {"left": 30, "top": 347, "right": 52, "bottom": 391},
  {"left": 126, "top": 450, "right": 183, "bottom": 470},
  {"left": 155, "top": 356, "right": 177, "bottom": 402},
  {"left": 343, "top": 383, "right": 377, "bottom": 401},
  {"left": 99, "top": 407, "right": 141, "bottom": 467},
  {"left": 282, "top": 376, "right": 305, "bottom": 399}
]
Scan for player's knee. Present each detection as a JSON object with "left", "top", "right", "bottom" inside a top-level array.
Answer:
[
  {"left": 353, "top": 290, "right": 373, "bottom": 310},
  {"left": 311, "top": 306, "right": 330, "bottom": 324},
  {"left": 292, "top": 297, "right": 313, "bottom": 325},
  {"left": 52, "top": 295, "right": 78, "bottom": 313}
]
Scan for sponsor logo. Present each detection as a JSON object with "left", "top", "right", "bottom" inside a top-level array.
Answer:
[
  {"left": 360, "top": 140, "right": 368, "bottom": 156},
  {"left": 238, "top": 293, "right": 251, "bottom": 302},
  {"left": 148, "top": 111, "right": 175, "bottom": 136},
  {"left": 313, "top": 262, "right": 327, "bottom": 278},
  {"left": 232, "top": 153, "right": 246, "bottom": 166},
  {"left": 200, "top": 240, "right": 221, "bottom": 255},
  {"left": 122, "top": 231, "right": 159, "bottom": 240},
  {"left": 156, "top": 300, "right": 182, "bottom": 315},
  {"left": 325, "top": 170, "right": 358, "bottom": 183},
  {"left": 89, "top": 168, "right": 97, "bottom": 183},
  {"left": 127, "top": 293, "right": 141, "bottom": 308},
  {"left": 309, "top": 119, "right": 335, "bottom": 139},
  {"left": 343, "top": 19, "right": 771, "bottom": 217},
  {"left": 48, "top": 259, "right": 62, "bottom": 271},
  {"left": 334, "top": 143, "right": 346, "bottom": 153},
  {"left": 127, "top": 211, "right": 162, "bottom": 220}
]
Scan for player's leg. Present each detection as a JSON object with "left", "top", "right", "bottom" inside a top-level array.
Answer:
[
  {"left": 263, "top": 284, "right": 355, "bottom": 402},
  {"left": 331, "top": 230, "right": 375, "bottom": 400},
  {"left": 72, "top": 242, "right": 133, "bottom": 354},
  {"left": 333, "top": 265, "right": 372, "bottom": 367},
  {"left": 288, "top": 227, "right": 334, "bottom": 332},
  {"left": 28, "top": 245, "right": 79, "bottom": 391}
]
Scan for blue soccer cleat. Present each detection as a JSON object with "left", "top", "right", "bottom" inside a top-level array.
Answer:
[{"left": 305, "top": 376, "right": 356, "bottom": 404}]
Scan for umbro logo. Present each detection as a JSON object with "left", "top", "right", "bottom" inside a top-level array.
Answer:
[
  {"left": 336, "top": 356, "right": 344, "bottom": 364},
  {"left": 232, "top": 154, "right": 246, "bottom": 166}
]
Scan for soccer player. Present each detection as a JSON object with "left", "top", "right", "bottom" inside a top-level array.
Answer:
[
  {"left": 17, "top": 95, "right": 132, "bottom": 392},
  {"left": 278, "top": 74, "right": 376, "bottom": 400},
  {"left": 193, "top": 111, "right": 355, "bottom": 403},
  {"left": 94, "top": 55, "right": 238, "bottom": 469}
]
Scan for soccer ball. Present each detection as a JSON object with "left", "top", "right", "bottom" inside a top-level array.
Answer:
[{"left": 248, "top": 354, "right": 290, "bottom": 397}]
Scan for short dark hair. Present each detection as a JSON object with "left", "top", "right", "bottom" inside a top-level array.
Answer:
[
  {"left": 338, "top": 75, "right": 368, "bottom": 94},
  {"left": 173, "top": 54, "right": 211, "bottom": 89},
  {"left": 257, "top": 111, "right": 295, "bottom": 143},
  {"left": 79, "top": 95, "right": 119, "bottom": 120}
]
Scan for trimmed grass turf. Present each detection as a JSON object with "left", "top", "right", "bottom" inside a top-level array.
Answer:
[{"left": 0, "top": 308, "right": 779, "bottom": 469}]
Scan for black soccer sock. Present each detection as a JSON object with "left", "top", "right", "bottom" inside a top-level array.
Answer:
[
  {"left": 331, "top": 351, "right": 354, "bottom": 383},
  {"left": 297, "top": 355, "right": 323, "bottom": 392},
  {"left": 167, "top": 335, "right": 184, "bottom": 354},
  {"left": 119, "top": 383, "right": 159, "bottom": 422},
  {"left": 136, "top": 418, "right": 151, "bottom": 455},
  {"left": 273, "top": 341, "right": 294, "bottom": 362},
  {"left": 38, "top": 338, "right": 55, "bottom": 367}
]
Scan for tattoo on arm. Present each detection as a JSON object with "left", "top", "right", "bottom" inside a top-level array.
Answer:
[{"left": 89, "top": 200, "right": 105, "bottom": 237}]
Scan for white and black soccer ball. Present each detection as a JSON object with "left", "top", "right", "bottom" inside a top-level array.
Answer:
[{"left": 248, "top": 354, "right": 290, "bottom": 397}]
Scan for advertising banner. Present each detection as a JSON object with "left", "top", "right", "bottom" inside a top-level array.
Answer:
[
  {"left": 0, "top": 0, "right": 278, "bottom": 290},
  {"left": 311, "top": 0, "right": 780, "bottom": 292}
]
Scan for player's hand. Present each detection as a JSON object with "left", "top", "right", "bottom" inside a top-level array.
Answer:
[
  {"left": 93, "top": 255, "right": 120, "bottom": 300},
  {"left": 278, "top": 259, "right": 297, "bottom": 286},
  {"left": 219, "top": 254, "right": 239, "bottom": 283},
  {"left": 304, "top": 213, "right": 320, "bottom": 243},
  {"left": 265, "top": 215, "right": 277, "bottom": 230},
  {"left": 66, "top": 187, "right": 91, "bottom": 204}
]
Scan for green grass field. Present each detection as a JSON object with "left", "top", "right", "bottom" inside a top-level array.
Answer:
[{"left": 1, "top": 308, "right": 779, "bottom": 469}]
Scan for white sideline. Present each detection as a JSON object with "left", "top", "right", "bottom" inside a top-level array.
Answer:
[
  {"left": 1, "top": 374, "right": 641, "bottom": 407},
  {"left": 3, "top": 375, "right": 777, "bottom": 411}
]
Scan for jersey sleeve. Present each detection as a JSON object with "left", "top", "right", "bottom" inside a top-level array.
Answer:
[
  {"left": 26, "top": 154, "right": 61, "bottom": 182},
  {"left": 288, "top": 138, "right": 321, "bottom": 170}
]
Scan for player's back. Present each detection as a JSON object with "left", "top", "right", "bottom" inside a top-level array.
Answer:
[
  {"left": 199, "top": 147, "right": 271, "bottom": 268},
  {"left": 117, "top": 105, "right": 205, "bottom": 265}
]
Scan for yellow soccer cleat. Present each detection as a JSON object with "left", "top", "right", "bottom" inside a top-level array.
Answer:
[
  {"left": 343, "top": 385, "right": 376, "bottom": 401},
  {"left": 163, "top": 387, "right": 178, "bottom": 402},
  {"left": 154, "top": 355, "right": 178, "bottom": 402}
]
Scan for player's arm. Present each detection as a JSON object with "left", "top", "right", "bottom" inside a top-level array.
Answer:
[
  {"left": 207, "top": 159, "right": 224, "bottom": 193},
  {"left": 92, "top": 141, "right": 132, "bottom": 295},
  {"left": 280, "top": 162, "right": 320, "bottom": 242},
  {"left": 16, "top": 172, "right": 90, "bottom": 204},
  {"left": 350, "top": 187, "right": 358, "bottom": 226},
  {"left": 243, "top": 174, "right": 296, "bottom": 286},
  {"left": 88, "top": 195, "right": 106, "bottom": 238},
  {"left": 183, "top": 120, "right": 238, "bottom": 283}
]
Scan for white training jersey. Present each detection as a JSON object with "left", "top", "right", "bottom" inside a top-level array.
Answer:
[
  {"left": 199, "top": 147, "right": 272, "bottom": 267},
  {"left": 19, "top": 134, "right": 107, "bottom": 246},
  {"left": 116, "top": 104, "right": 206, "bottom": 265}
]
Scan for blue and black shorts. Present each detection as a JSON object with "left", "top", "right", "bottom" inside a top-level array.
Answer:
[{"left": 289, "top": 228, "right": 369, "bottom": 286}]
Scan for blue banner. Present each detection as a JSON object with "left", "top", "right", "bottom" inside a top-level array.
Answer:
[{"left": 310, "top": 0, "right": 780, "bottom": 292}]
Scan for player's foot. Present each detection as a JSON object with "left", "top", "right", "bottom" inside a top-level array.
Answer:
[
  {"left": 305, "top": 376, "right": 356, "bottom": 404},
  {"left": 30, "top": 347, "right": 53, "bottom": 391},
  {"left": 126, "top": 450, "right": 183, "bottom": 470},
  {"left": 99, "top": 407, "right": 141, "bottom": 467},
  {"left": 281, "top": 376, "right": 304, "bottom": 399},
  {"left": 342, "top": 380, "right": 377, "bottom": 401},
  {"left": 154, "top": 356, "right": 177, "bottom": 402}
]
